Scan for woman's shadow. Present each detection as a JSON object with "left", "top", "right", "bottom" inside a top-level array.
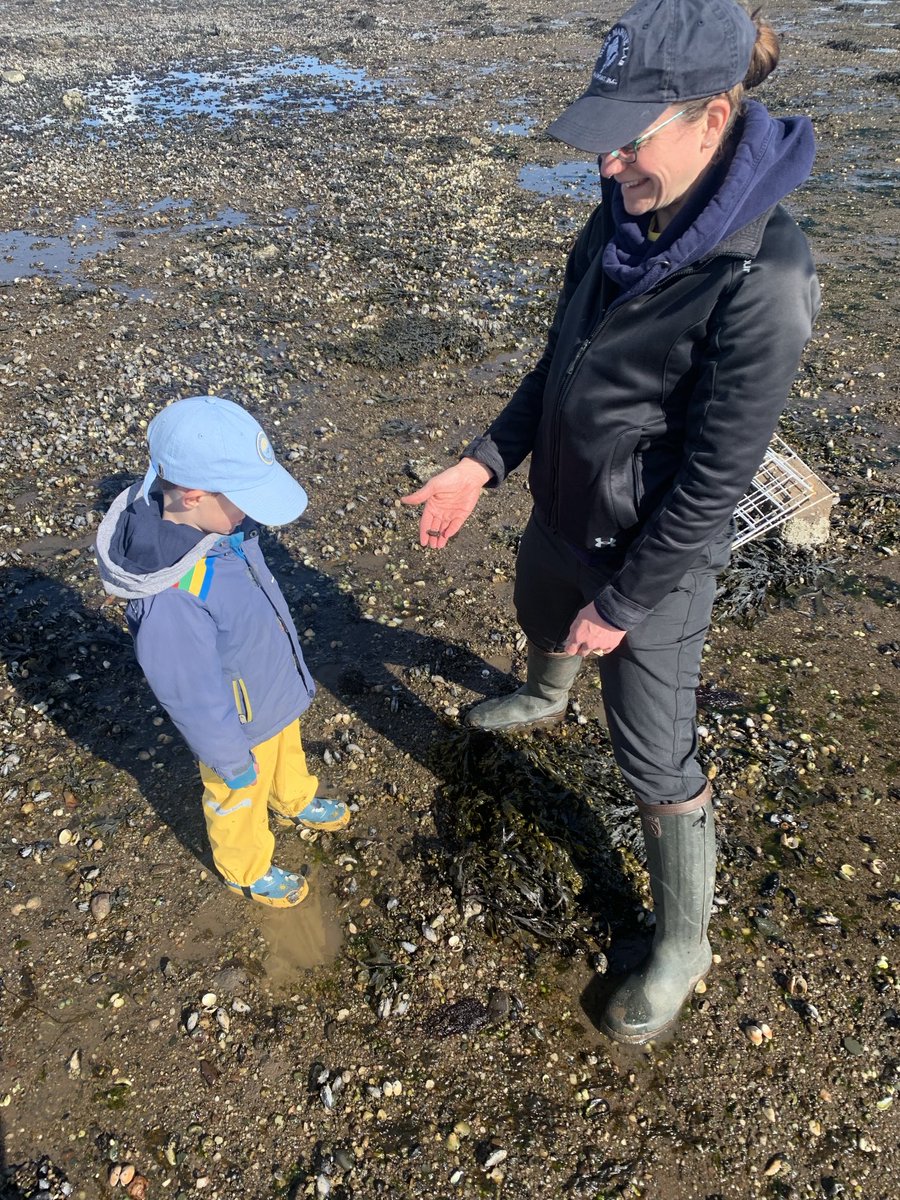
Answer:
[{"left": 0, "top": 485, "right": 641, "bottom": 1020}]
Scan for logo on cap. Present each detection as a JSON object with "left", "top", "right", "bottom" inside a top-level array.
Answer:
[
  {"left": 593, "top": 25, "right": 630, "bottom": 89},
  {"left": 256, "top": 431, "right": 274, "bottom": 465}
]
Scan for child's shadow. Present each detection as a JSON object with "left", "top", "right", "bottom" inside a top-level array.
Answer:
[
  {"left": 0, "top": 498, "right": 639, "bottom": 973},
  {"left": 0, "top": 550, "right": 523, "bottom": 867}
]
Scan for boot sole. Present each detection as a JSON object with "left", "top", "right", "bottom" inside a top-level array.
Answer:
[
  {"left": 272, "top": 811, "right": 351, "bottom": 832},
  {"left": 465, "top": 708, "right": 567, "bottom": 734},
  {"left": 225, "top": 877, "right": 310, "bottom": 908},
  {"left": 599, "top": 966, "right": 710, "bottom": 1045}
]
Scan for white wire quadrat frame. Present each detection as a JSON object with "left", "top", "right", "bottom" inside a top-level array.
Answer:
[{"left": 732, "top": 434, "right": 823, "bottom": 549}]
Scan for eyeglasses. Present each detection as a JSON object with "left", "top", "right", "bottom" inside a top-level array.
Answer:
[{"left": 599, "top": 109, "right": 687, "bottom": 165}]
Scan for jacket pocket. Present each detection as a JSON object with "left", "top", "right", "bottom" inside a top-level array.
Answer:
[
  {"left": 605, "top": 429, "right": 643, "bottom": 530},
  {"left": 231, "top": 678, "right": 253, "bottom": 724}
]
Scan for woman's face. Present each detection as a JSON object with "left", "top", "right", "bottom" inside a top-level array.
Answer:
[{"left": 599, "top": 101, "right": 728, "bottom": 231}]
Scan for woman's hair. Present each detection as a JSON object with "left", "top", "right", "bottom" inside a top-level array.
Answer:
[{"left": 682, "top": 8, "right": 780, "bottom": 141}]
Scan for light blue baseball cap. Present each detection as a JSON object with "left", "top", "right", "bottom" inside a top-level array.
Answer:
[{"left": 139, "top": 396, "right": 308, "bottom": 527}]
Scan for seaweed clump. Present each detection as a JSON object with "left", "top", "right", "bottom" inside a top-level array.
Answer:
[
  {"left": 714, "top": 537, "right": 837, "bottom": 623},
  {"left": 427, "top": 728, "right": 642, "bottom": 945},
  {"left": 337, "top": 312, "right": 487, "bottom": 367}
]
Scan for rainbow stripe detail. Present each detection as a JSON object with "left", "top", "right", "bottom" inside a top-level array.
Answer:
[{"left": 172, "top": 557, "right": 214, "bottom": 601}]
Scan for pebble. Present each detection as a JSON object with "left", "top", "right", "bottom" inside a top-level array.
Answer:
[
  {"left": 61, "top": 88, "right": 86, "bottom": 113},
  {"left": 1, "top": 69, "right": 26, "bottom": 85},
  {"left": 212, "top": 966, "right": 248, "bottom": 992},
  {"left": 90, "top": 892, "right": 112, "bottom": 921},
  {"left": 334, "top": 1148, "right": 355, "bottom": 1172}
]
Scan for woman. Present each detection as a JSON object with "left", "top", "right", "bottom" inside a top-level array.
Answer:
[{"left": 403, "top": 0, "right": 819, "bottom": 1043}]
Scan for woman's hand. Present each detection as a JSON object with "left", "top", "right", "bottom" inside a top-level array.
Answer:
[
  {"left": 401, "top": 458, "right": 493, "bottom": 548},
  {"left": 563, "top": 601, "right": 627, "bottom": 657}
]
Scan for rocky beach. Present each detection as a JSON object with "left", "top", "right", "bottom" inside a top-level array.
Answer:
[{"left": 0, "top": 1, "right": 898, "bottom": 1197}]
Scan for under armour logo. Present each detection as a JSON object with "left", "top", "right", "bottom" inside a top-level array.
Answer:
[{"left": 594, "top": 537, "right": 617, "bottom": 548}]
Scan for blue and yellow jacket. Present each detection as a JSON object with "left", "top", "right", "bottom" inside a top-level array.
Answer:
[{"left": 95, "top": 483, "right": 315, "bottom": 784}]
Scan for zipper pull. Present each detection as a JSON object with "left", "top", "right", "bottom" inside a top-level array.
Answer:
[{"left": 566, "top": 338, "right": 590, "bottom": 376}]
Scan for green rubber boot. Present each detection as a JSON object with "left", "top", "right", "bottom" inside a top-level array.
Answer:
[
  {"left": 601, "top": 786, "right": 715, "bottom": 1044},
  {"left": 466, "top": 642, "right": 581, "bottom": 732}
]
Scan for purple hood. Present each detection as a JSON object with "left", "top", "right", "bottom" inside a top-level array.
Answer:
[{"left": 602, "top": 100, "right": 816, "bottom": 301}]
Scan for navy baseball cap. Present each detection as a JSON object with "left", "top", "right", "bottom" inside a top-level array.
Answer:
[
  {"left": 546, "top": 0, "right": 756, "bottom": 154},
  {"left": 139, "top": 396, "right": 308, "bottom": 527}
]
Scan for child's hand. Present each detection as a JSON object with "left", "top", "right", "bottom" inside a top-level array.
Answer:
[
  {"left": 401, "top": 459, "right": 493, "bottom": 549},
  {"left": 226, "top": 757, "right": 258, "bottom": 790}
]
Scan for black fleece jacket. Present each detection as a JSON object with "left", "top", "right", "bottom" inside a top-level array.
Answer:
[{"left": 464, "top": 102, "right": 820, "bottom": 630}]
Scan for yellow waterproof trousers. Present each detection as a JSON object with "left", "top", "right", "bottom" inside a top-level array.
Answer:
[{"left": 199, "top": 718, "right": 318, "bottom": 887}]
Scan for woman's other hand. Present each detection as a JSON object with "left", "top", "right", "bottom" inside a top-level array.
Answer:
[
  {"left": 401, "top": 458, "right": 493, "bottom": 548},
  {"left": 563, "top": 601, "right": 627, "bottom": 657}
]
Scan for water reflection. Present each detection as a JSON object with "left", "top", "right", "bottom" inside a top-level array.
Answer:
[
  {"left": 0, "top": 199, "right": 259, "bottom": 286},
  {"left": 518, "top": 160, "right": 599, "bottom": 201},
  {"left": 82, "top": 54, "right": 383, "bottom": 128}
]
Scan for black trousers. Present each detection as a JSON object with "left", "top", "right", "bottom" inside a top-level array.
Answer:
[{"left": 513, "top": 510, "right": 732, "bottom": 807}]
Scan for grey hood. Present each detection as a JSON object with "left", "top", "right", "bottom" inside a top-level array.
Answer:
[{"left": 95, "top": 483, "right": 220, "bottom": 600}]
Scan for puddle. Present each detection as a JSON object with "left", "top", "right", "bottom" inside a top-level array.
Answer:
[
  {"left": 846, "top": 168, "right": 900, "bottom": 191},
  {"left": 518, "top": 160, "right": 599, "bottom": 201},
  {"left": 814, "top": 167, "right": 900, "bottom": 193},
  {"left": 0, "top": 198, "right": 281, "bottom": 286},
  {"left": 488, "top": 116, "right": 537, "bottom": 135},
  {"left": 467, "top": 252, "right": 552, "bottom": 308},
  {"left": 15, "top": 532, "right": 95, "bottom": 558},
  {"left": 82, "top": 54, "right": 383, "bottom": 129},
  {"left": 256, "top": 871, "right": 343, "bottom": 991},
  {"left": 0, "top": 227, "right": 121, "bottom": 287}
]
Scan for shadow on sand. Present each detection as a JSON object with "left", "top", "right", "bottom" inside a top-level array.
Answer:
[{"left": 0, "top": 492, "right": 643, "bottom": 1030}]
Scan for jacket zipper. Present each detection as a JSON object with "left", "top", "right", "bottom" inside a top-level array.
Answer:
[
  {"left": 548, "top": 262, "right": 702, "bottom": 529},
  {"left": 233, "top": 537, "right": 314, "bottom": 694},
  {"left": 549, "top": 309, "right": 619, "bottom": 528}
]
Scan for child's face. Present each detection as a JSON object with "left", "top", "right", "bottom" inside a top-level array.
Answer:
[{"left": 190, "top": 491, "right": 246, "bottom": 535}]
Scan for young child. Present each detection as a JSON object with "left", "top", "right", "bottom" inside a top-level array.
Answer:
[{"left": 95, "top": 395, "right": 349, "bottom": 908}]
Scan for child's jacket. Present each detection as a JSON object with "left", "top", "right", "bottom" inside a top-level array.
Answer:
[{"left": 95, "top": 483, "right": 315, "bottom": 783}]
